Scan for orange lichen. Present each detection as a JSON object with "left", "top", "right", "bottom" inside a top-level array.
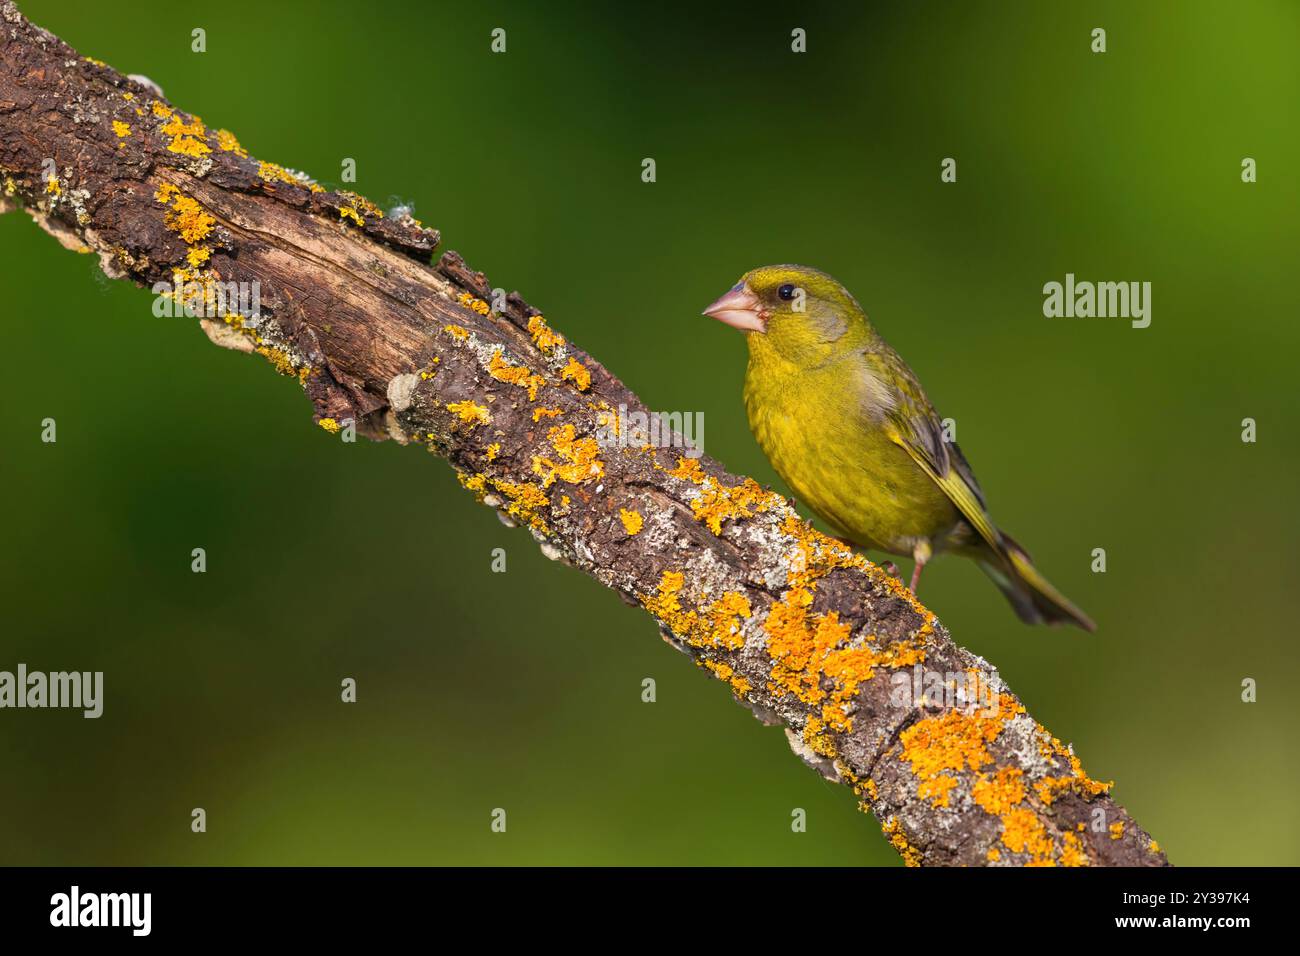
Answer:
[
  {"left": 339, "top": 206, "right": 365, "bottom": 226},
  {"left": 45, "top": 175, "right": 61, "bottom": 196},
  {"left": 691, "top": 476, "right": 779, "bottom": 535},
  {"left": 1033, "top": 725, "right": 1113, "bottom": 799},
  {"left": 527, "top": 314, "right": 565, "bottom": 354},
  {"left": 442, "top": 324, "right": 469, "bottom": 342},
  {"left": 186, "top": 246, "right": 211, "bottom": 267},
  {"left": 317, "top": 418, "right": 340, "bottom": 434},
  {"left": 918, "top": 774, "right": 958, "bottom": 808},
  {"left": 150, "top": 100, "right": 173, "bottom": 119},
  {"left": 619, "top": 509, "right": 644, "bottom": 535},
  {"left": 216, "top": 129, "right": 248, "bottom": 157},
  {"left": 493, "top": 480, "right": 551, "bottom": 533},
  {"left": 532, "top": 424, "right": 603, "bottom": 488},
  {"left": 666, "top": 456, "right": 706, "bottom": 483},
  {"left": 112, "top": 120, "right": 131, "bottom": 138},
  {"left": 1060, "top": 831, "right": 1090, "bottom": 867},
  {"left": 532, "top": 407, "right": 562, "bottom": 422},
  {"left": 899, "top": 694, "right": 1022, "bottom": 782},
  {"left": 485, "top": 443, "right": 501, "bottom": 462},
  {"left": 764, "top": 583, "right": 924, "bottom": 743},
  {"left": 640, "top": 571, "right": 751, "bottom": 653},
  {"left": 160, "top": 112, "right": 211, "bottom": 158},
  {"left": 488, "top": 349, "right": 546, "bottom": 401},
  {"left": 257, "top": 161, "right": 297, "bottom": 185},
  {"left": 446, "top": 400, "right": 489, "bottom": 429},
  {"left": 155, "top": 185, "right": 215, "bottom": 245},
  {"left": 1000, "top": 807, "right": 1055, "bottom": 865},
  {"left": 1109, "top": 821, "right": 1124, "bottom": 841},
  {"left": 560, "top": 357, "right": 591, "bottom": 391},
  {"left": 702, "top": 660, "right": 752, "bottom": 698},
  {"left": 339, "top": 192, "right": 383, "bottom": 219},
  {"left": 881, "top": 819, "right": 922, "bottom": 868},
  {"left": 987, "top": 847, "right": 1002, "bottom": 862},
  {"left": 972, "top": 766, "right": 1027, "bottom": 816},
  {"left": 457, "top": 291, "right": 491, "bottom": 316}
]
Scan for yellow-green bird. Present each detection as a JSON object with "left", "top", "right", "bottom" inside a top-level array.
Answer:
[{"left": 703, "top": 264, "right": 1094, "bottom": 631}]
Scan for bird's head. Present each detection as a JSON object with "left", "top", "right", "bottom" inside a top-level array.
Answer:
[{"left": 702, "top": 264, "right": 869, "bottom": 363}]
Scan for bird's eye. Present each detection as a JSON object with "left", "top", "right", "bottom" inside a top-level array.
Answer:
[{"left": 778, "top": 283, "right": 797, "bottom": 301}]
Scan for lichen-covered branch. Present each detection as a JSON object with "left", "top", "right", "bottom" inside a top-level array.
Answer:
[{"left": 0, "top": 0, "right": 1167, "bottom": 866}]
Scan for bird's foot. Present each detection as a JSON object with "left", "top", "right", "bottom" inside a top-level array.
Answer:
[{"left": 880, "top": 561, "right": 900, "bottom": 579}]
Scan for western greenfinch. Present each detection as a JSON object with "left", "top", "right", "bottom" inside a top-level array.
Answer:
[{"left": 704, "top": 264, "right": 1094, "bottom": 631}]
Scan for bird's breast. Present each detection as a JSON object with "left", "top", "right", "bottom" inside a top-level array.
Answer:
[{"left": 743, "top": 357, "right": 959, "bottom": 556}]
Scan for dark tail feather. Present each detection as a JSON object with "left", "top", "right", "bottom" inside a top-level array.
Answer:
[{"left": 978, "top": 533, "right": 1095, "bottom": 632}]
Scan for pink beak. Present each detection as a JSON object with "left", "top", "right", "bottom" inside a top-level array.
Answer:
[{"left": 703, "top": 282, "right": 766, "bottom": 333}]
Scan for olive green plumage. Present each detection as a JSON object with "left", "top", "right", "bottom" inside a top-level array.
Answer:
[{"left": 710, "top": 264, "right": 1094, "bottom": 631}]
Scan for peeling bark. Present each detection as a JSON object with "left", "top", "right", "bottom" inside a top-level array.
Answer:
[{"left": 0, "top": 0, "right": 1168, "bottom": 866}]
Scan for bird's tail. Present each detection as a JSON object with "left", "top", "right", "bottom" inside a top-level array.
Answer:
[{"left": 977, "top": 532, "right": 1095, "bottom": 632}]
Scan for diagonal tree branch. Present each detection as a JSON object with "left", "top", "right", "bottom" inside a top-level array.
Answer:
[{"left": 0, "top": 0, "right": 1167, "bottom": 866}]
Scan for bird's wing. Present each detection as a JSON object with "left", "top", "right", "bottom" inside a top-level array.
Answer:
[{"left": 865, "top": 349, "right": 1000, "bottom": 551}]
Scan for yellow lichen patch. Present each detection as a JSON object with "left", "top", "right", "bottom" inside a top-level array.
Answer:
[
  {"left": 160, "top": 112, "right": 211, "bottom": 158},
  {"left": 987, "top": 847, "right": 1002, "bottom": 862},
  {"left": 488, "top": 349, "right": 546, "bottom": 401},
  {"left": 801, "top": 714, "right": 838, "bottom": 758},
  {"left": 457, "top": 471, "right": 552, "bottom": 534},
  {"left": 527, "top": 314, "right": 565, "bottom": 354},
  {"left": 1149, "top": 840, "right": 1161, "bottom": 854},
  {"left": 446, "top": 400, "right": 490, "bottom": 429},
  {"left": 112, "top": 120, "right": 131, "bottom": 138},
  {"left": 186, "top": 246, "right": 211, "bottom": 267},
  {"left": 1000, "top": 807, "right": 1055, "bottom": 865},
  {"left": 972, "top": 767, "right": 1027, "bottom": 816},
  {"left": 1060, "top": 831, "right": 1090, "bottom": 867},
  {"left": 490, "top": 478, "right": 551, "bottom": 534},
  {"left": 338, "top": 192, "right": 383, "bottom": 219},
  {"left": 339, "top": 206, "right": 365, "bottom": 227},
  {"left": 666, "top": 456, "right": 706, "bottom": 483},
  {"left": 560, "top": 357, "right": 591, "bottom": 391},
  {"left": 1033, "top": 725, "right": 1113, "bottom": 799},
  {"left": 83, "top": 56, "right": 107, "bottom": 67},
  {"left": 123, "top": 92, "right": 134, "bottom": 101},
  {"left": 619, "top": 508, "right": 643, "bottom": 536},
  {"left": 457, "top": 291, "right": 491, "bottom": 316},
  {"left": 216, "top": 129, "right": 248, "bottom": 158},
  {"left": 764, "top": 582, "right": 923, "bottom": 740},
  {"left": 45, "top": 175, "right": 61, "bottom": 196},
  {"left": 317, "top": 418, "right": 340, "bottom": 434},
  {"left": 256, "top": 345, "right": 300, "bottom": 378},
  {"left": 640, "top": 571, "right": 751, "bottom": 653},
  {"left": 1109, "top": 821, "right": 1124, "bottom": 841},
  {"left": 532, "top": 407, "right": 562, "bottom": 422},
  {"left": 150, "top": 100, "right": 173, "bottom": 119},
  {"left": 532, "top": 424, "right": 604, "bottom": 487},
  {"left": 918, "top": 774, "right": 959, "bottom": 808},
  {"left": 485, "top": 443, "right": 501, "bottom": 462},
  {"left": 692, "top": 476, "right": 779, "bottom": 535},
  {"left": 155, "top": 184, "right": 216, "bottom": 246},
  {"left": 703, "top": 660, "right": 753, "bottom": 698},
  {"left": 881, "top": 819, "right": 923, "bottom": 868},
  {"left": 899, "top": 694, "right": 1023, "bottom": 782},
  {"left": 442, "top": 324, "right": 469, "bottom": 342},
  {"left": 257, "top": 161, "right": 298, "bottom": 185}
]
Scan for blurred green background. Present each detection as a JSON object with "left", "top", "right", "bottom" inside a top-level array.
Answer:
[{"left": 2, "top": 0, "right": 1297, "bottom": 866}]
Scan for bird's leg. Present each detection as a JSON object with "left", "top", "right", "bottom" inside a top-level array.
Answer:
[
  {"left": 881, "top": 561, "right": 900, "bottom": 578},
  {"left": 910, "top": 541, "right": 933, "bottom": 596}
]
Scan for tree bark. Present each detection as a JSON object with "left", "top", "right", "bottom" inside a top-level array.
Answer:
[{"left": 0, "top": 0, "right": 1167, "bottom": 866}]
